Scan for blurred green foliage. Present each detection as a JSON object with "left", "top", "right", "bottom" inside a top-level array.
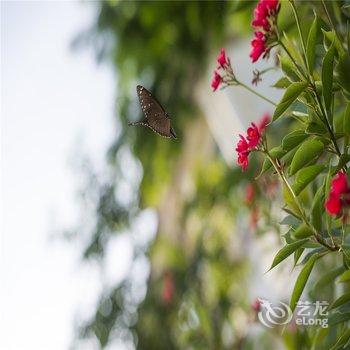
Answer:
[
  {"left": 70, "top": 1, "right": 263, "bottom": 349},
  {"left": 68, "top": 1, "right": 345, "bottom": 349}
]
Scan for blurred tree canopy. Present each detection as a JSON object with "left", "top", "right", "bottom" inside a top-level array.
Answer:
[{"left": 69, "top": 1, "right": 287, "bottom": 349}]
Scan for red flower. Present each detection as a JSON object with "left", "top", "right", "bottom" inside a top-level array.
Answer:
[
  {"left": 252, "top": 0, "right": 279, "bottom": 31},
  {"left": 325, "top": 172, "right": 350, "bottom": 216},
  {"left": 331, "top": 172, "right": 349, "bottom": 196},
  {"left": 211, "top": 70, "right": 222, "bottom": 91},
  {"left": 235, "top": 117, "right": 269, "bottom": 171},
  {"left": 250, "top": 0, "right": 279, "bottom": 63},
  {"left": 217, "top": 48, "right": 228, "bottom": 68},
  {"left": 252, "top": 2, "right": 270, "bottom": 31},
  {"left": 247, "top": 122, "right": 261, "bottom": 148},
  {"left": 250, "top": 31, "right": 267, "bottom": 63},
  {"left": 325, "top": 193, "right": 342, "bottom": 216},
  {"left": 236, "top": 135, "right": 251, "bottom": 171},
  {"left": 236, "top": 134, "right": 250, "bottom": 154},
  {"left": 258, "top": 113, "right": 271, "bottom": 132},
  {"left": 265, "top": 0, "right": 279, "bottom": 11},
  {"left": 238, "top": 152, "right": 250, "bottom": 171}
]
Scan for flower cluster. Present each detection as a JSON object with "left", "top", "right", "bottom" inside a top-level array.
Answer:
[
  {"left": 325, "top": 172, "right": 350, "bottom": 217},
  {"left": 235, "top": 114, "right": 270, "bottom": 171},
  {"left": 211, "top": 48, "right": 235, "bottom": 91},
  {"left": 250, "top": 0, "right": 279, "bottom": 63}
]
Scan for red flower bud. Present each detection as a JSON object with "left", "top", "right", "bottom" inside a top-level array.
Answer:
[
  {"left": 217, "top": 48, "right": 228, "bottom": 68},
  {"left": 211, "top": 70, "right": 222, "bottom": 91}
]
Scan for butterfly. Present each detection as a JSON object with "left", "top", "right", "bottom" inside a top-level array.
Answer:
[{"left": 128, "top": 85, "right": 177, "bottom": 139}]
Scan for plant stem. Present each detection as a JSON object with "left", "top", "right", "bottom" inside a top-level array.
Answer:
[
  {"left": 311, "top": 87, "right": 342, "bottom": 158},
  {"left": 288, "top": 1, "right": 343, "bottom": 162},
  {"left": 321, "top": 0, "right": 342, "bottom": 46},
  {"left": 236, "top": 80, "right": 277, "bottom": 106},
  {"left": 289, "top": 0, "right": 308, "bottom": 70},
  {"left": 278, "top": 39, "right": 307, "bottom": 81},
  {"left": 342, "top": 219, "right": 346, "bottom": 245},
  {"left": 265, "top": 151, "right": 339, "bottom": 251}
]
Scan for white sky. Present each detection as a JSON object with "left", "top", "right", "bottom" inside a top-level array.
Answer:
[{"left": 1, "top": 1, "right": 133, "bottom": 349}]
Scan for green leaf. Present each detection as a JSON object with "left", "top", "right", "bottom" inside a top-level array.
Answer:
[
  {"left": 306, "top": 122, "right": 327, "bottom": 135},
  {"left": 282, "top": 207, "right": 302, "bottom": 221},
  {"left": 292, "top": 164, "right": 325, "bottom": 195},
  {"left": 343, "top": 245, "right": 350, "bottom": 269},
  {"left": 293, "top": 224, "right": 314, "bottom": 239},
  {"left": 338, "top": 270, "right": 350, "bottom": 282},
  {"left": 280, "top": 214, "right": 301, "bottom": 228},
  {"left": 312, "top": 266, "right": 346, "bottom": 294},
  {"left": 268, "top": 238, "right": 309, "bottom": 272},
  {"left": 311, "top": 182, "right": 325, "bottom": 232},
  {"left": 311, "top": 328, "right": 330, "bottom": 349},
  {"left": 300, "top": 248, "right": 326, "bottom": 265},
  {"left": 283, "top": 32, "right": 305, "bottom": 67},
  {"left": 329, "top": 292, "right": 350, "bottom": 310},
  {"left": 272, "top": 76, "right": 291, "bottom": 89},
  {"left": 289, "top": 139, "right": 325, "bottom": 175},
  {"left": 329, "top": 328, "right": 350, "bottom": 350},
  {"left": 336, "top": 53, "right": 350, "bottom": 95},
  {"left": 343, "top": 102, "right": 350, "bottom": 135},
  {"left": 322, "top": 40, "right": 335, "bottom": 112},
  {"left": 290, "top": 253, "right": 319, "bottom": 312},
  {"left": 273, "top": 82, "right": 308, "bottom": 121},
  {"left": 325, "top": 164, "right": 333, "bottom": 234},
  {"left": 323, "top": 30, "right": 345, "bottom": 56},
  {"left": 257, "top": 146, "right": 286, "bottom": 176},
  {"left": 328, "top": 311, "right": 350, "bottom": 326},
  {"left": 334, "top": 109, "right": 345, "bottom": 133},
  {"left": 282, "top": 130, "right": 309, "bottom": 152},
  {"left": 306, "top": 15, "right": 320, "bottom": 73},
  {"left": 331, "top": 154, "right": 350, "bottom": 175},
  {"left": 283, "top": 184, "right": 301, "bottom": 216},
  {"left": 294, "top": 247, "right": 304, "bottom": 266},
  {"left": 292, "top": 110, "right": 308, "bottom": 118},
  {"left": 280, "top": 55, "right": 300, "bottom": 82}
]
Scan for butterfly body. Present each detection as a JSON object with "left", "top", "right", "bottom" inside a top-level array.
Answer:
[{"left": 128, "top": 85, "right": 177, "bottom": 139}]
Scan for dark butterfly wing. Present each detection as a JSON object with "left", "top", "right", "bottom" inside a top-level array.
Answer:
[{"left": 136, "top": 85, "right": 176, "bottom": 139}]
